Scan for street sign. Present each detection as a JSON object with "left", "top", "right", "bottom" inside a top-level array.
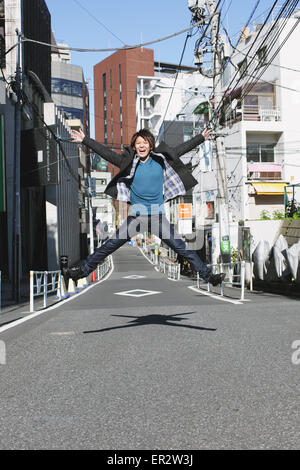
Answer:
[
  {"left": 178, "top": 203, "right": 192, "bottom": 219},
  {"left": 178, "top": 203, "right": 193, "bottom": 234}
]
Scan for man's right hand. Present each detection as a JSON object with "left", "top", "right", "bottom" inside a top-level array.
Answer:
[{"left": 71, "top": 129, "right": 85, "bottom": 143}]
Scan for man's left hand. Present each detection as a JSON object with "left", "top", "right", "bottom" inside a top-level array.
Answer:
[{"left": 202, "top": 128, "right": 212, "bottom": 140}]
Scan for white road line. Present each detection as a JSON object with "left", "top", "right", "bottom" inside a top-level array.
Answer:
[
  {"left": 0, "top": 259, "right": 115, "bottom": 335},
  {"left": 114, "top": 289, "right": 161, "bottom": 297},
  {"left": 188, "top": 286, "right": 243, "bottom": 305},
  {"left": 139, "top": 247, "right": 156, "bottom": 265}
]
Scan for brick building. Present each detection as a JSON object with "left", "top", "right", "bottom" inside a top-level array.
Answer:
[{"left": 93, "top": 47, "right": 154, "bottom": 224}]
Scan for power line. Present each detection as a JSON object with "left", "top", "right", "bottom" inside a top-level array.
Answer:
[
  {"left": 205, "top": 0, "right": 262, "bottom": 108},
  {"left": 156, "top": 33, "right": 191, "bottom": 143},
  {"left": 235, "top": 0, "right": 298, "bottom": 100},
  {"left": 11, "top": 18, "right": 207, "bottom": 56},
  {"left": 21, "top": 90, "right": 80, "bottom": 183},
  {"left": 213, "top": 0, "right": 282, "bottom": 119},
  {"left": 223, "top": 25, "right": 300, "bottom": 75},
  {"left": 238, "top": 1, "right": 300, "bottom": 104},
  {"left": 158, "top": 0, "right": 223, "bottom": 140},
  {"left": 72, "top": 0, "right": 126, "bottom": 46}
]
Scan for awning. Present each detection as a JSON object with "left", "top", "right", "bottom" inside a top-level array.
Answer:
[
  {"left": 248, "top": 163, "right": 282, "bottom": 173},
  {"left": 193, "top": 101, "right": 209, "bottom": 115},
  {"left": 251, "top": 182, "right": 293, "bottom": 195}
]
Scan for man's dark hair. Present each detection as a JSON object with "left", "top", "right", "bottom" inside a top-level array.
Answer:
[{"left": 130, "top": 129, "right": 155, "bottom": 150}]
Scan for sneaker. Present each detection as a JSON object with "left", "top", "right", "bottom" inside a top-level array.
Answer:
[
  {"left": 62, "top": 265, "right": 86, "bottom": 282},
  {"left": 208, "top": 272, "right": 226, "bottom": 286}
]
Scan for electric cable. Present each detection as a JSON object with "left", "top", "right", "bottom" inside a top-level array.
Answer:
[
  {"left": 238, "top": 3, "right": 300, "bottom": 104},
  {"left": 10, "top": 18, "right": 208, "bottom": 55},
  {"left": 210, "top": 0, "right": 298, "bottom": 137},
  {"left": 72, "top": 0, "right": 126, "bottom": 46},
  {"left": 155, "top": 33, "right": 191, "bottom": 143},
  {"left": 21, "top": 89, "right": 80, "bottom": 183},
  {"left": 234, "top": 0, "right": 298, "bottom": 99},
  {"left": 212, "top": 0, "right": 283, "bottom": 120},
  {"left": 158, "top": 0, "right": 223, "bottom": 142}
]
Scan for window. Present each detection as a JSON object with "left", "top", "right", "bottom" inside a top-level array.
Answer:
[
  {"left": 51, "top": 78, "right": 82, "bottom": 97},
  {"left": 257, "top": 46, "right": 267, "bottom": 67},
  {"left": 247, "top": 143, "right": 275, "bottom": 163},
  {"left": 103, "top": 73, "right": 107, "bottom": 144},
  {"left": 119, "top": 64, "right": 123, "bottom": 148},
  {"left": 183, "top": 126, "right": 201, "bottom": 142},
  {"left": 57, "top": 106, "right": 83, "bottom": 121},
  {"left": 206, "top": 202, "right": 214, "bottom": 219},
  {"left": 183, "top": 126, "right": 193, "bottom": 142},
  {"left": 238, "top": 59, "right": 247, "bottom": 78}
]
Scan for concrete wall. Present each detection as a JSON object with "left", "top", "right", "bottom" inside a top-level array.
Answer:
[
  {"left": 278, "top": 219, "right": 300, "bottom": 247},
  {"left": 244, "top": 219, "right": 283, "bottom": 254}
]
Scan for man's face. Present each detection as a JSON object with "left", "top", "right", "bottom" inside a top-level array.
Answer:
[{"left": 134, "top": 136, "right": 151, "bottom": 159}]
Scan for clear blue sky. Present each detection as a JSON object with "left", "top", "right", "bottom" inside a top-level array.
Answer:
[{"left": 46, "top": 0, "right": 277, "bottom": 137}]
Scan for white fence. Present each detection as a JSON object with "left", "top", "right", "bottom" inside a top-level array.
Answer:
[
  {"left": 158, "top": 257, "right": 181, "bottom": 281},
  {"left": 29, "top": 256, "right": 112, "bottom": 312},
  {"left": 197, "top": 261, "right": 246, "bottom": 301},
  {"left": 142, "top": 244, "right": 181, "bottom": 281},
  {"left": 30, "top": 270, "right": 63, "bottom": 313},
  {"left": 94, "top": 256, "right": 112, "bottom": 281}
]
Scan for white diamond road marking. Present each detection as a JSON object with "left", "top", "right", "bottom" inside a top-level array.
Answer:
[
  {"left": 123, "top": 275, "right": 146, "bottom": 279},
  {"left": 114, "top": 289, "right": 162, "bottom": 297}
]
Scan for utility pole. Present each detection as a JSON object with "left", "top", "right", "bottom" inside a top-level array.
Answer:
[
  {"left": 12, "top": 29, "right": 22, "bottom": 302},
  {"left": 188, "top": 0, "right": 231, "bottom": 263},
  {"left": 206, "top": 0, "right": 231, "bottom": 263}
]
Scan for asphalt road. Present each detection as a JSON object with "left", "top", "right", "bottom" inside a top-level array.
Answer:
[{"left": 0, "top": 245, "right": 299, "bottom": 450}]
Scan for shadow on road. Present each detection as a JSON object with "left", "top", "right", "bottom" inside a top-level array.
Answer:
[{"left": 83, "top": 312, "right": 217, "bottom": 334}]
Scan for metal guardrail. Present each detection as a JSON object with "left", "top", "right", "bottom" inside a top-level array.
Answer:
[
  {"left": 159, "top": 257, "right": 181, "bottom": 281},
  {"left": 29, "top": 256, "right": 113, "bottom": 313},
  {"left": 197, "top": 261, "right": 246, "bottom": 301},
  {"left": 94, "top": 256, "right": 112, "bottom": 281},
  {"left": 30, "top": 270, "right": 63, "bottom": 313},
  {"left": 0, "top": 271, "right": 1, "bottom": 313},
  {"left": 142, "top": 244, "right": 181, "bottom": 281}
]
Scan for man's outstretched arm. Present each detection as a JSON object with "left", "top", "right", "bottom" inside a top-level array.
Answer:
[
  {"left": 71, "top": 129, "right": 122, "bottom": 168},
  {"left": 174, "top": 128, "right": 212, "bottom": 158}
]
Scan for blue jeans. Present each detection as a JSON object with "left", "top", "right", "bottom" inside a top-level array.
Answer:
[{"left": 82, "top": 214, "right": 211, "bottom": 281}]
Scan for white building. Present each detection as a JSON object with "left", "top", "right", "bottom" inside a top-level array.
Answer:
[
  {"left": 136, "top": 64, "right": 212, "bottom": 139},
  {"left": 221, "top": 11, "right": 300, "bottom": 222}
]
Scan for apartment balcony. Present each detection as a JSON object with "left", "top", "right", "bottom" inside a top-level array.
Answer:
[
  {"left": 246, "top": 162, "right": 292, "bottom": 197},
  {"left": 239, "top": 105, "right": 281, "bottom": 122},
  {"left": 140, "top": 108, "right": 161, "bottom": 120},
  {"left": 225, "top": 105, "right": 282, "bottom": 128},
  {"left": 247, "top": 162, "right": 282, "bottom": 181},
  {"left": 139, "top": 87, "right": 161, "bottom": 99}
]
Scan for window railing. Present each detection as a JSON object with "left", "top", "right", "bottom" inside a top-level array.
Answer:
[
  {"left": 247, "top": 163, "right": 282, "bottom": 180},
  {"left": 226, "top": 105, "right": 281, "bottom": 124},
  {"left": 239, "top": 105, "right": 281, "bottom": 122}
]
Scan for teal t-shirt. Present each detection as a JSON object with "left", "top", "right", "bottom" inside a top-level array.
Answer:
[{"left": 129, "top": 156, "right": 165, "bottom": 215}]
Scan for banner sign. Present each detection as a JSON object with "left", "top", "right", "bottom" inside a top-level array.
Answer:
[
  {"left": 178, "top": 203, "right": 192, "bottom": 219},
  {"left": 178, "top": 203, "right": 193, "bottom": 234}
]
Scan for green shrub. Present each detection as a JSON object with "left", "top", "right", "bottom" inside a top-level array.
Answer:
[
  {"left": 272, "top": 210, "right": 285, "bottom": 220},
  {"left": 260, "top": 210, "right": 271, "bottom": 220}
]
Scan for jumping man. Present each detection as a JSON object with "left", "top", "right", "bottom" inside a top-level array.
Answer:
[{"left": 64, "top": 127, "right": 225, "bottom": 287}]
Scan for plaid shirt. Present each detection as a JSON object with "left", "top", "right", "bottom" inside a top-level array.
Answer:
[{"left": 116, "top": 152, "right": 186, "bottom": 203}]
